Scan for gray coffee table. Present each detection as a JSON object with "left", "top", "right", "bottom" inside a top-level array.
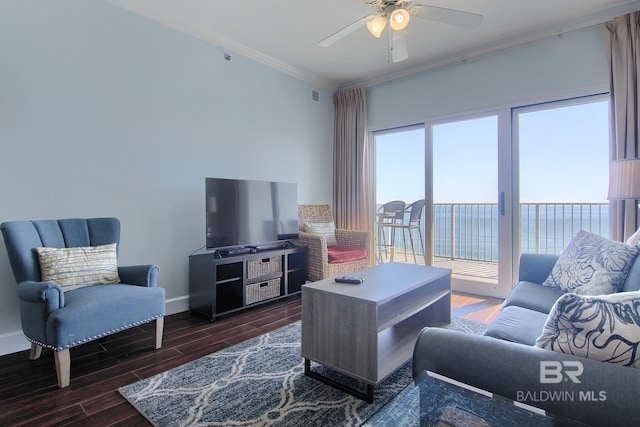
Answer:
[{"left": 301, "top": 262, "right": 451, "bottom": 402}]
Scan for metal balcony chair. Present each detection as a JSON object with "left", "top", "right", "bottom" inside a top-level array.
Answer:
[
  {"left": 381, "top": 199, "right": 426, "bottom": 264},
  {"left": 376, "top": 200, "right": 406, "bottom": 263}
]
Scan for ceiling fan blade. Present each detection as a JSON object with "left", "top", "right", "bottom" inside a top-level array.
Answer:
[
  {"left": 410, "top": 4, "right": 483, "bottom": 28},
  {"left": 390, "top": 31, "right": 408, "bottom": 63},
  {"left": 318, "top": 14, "right": 377, "bottom": 47}
]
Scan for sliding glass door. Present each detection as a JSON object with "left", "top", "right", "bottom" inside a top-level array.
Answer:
[
  {"left": 514, "top": 96, "right": 610, "bottom": 258},
  {"left": 371, "top": 95, "right": 609, "bottom": 299},
  {"left": 428, "top": 114, "right": 512, "bottom": 297},
  {"left": 374, "top": 126, "right": 426, "bottom": 265}
]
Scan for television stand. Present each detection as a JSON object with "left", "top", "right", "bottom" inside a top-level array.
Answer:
[{"left": 189, "top": 245, "right": 308, "bottom": 320}]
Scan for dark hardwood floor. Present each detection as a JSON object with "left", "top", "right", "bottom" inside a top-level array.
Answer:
[{"left": 0, "top": 292, "right": 502, "bottom": 427}]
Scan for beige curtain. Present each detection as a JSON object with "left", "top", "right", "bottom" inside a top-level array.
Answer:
[
  {"left": 602, "top": 12, "right": 640, "bottom": 241},
  {"left": 332, "top": 87, "right": 374, "bottom": 259}
]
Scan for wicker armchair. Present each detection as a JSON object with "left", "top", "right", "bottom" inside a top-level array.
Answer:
[{"left": 297, "top": 205, "right": 371, "bottom": 282}]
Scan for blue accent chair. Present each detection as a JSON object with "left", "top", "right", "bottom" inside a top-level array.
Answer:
[{"left": 1, "top": 218, "right": 165, "bottom": 388}]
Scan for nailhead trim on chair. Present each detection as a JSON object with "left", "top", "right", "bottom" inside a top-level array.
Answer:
[{"left": 25, "top": 314, "right": 165, "bottom": 351}]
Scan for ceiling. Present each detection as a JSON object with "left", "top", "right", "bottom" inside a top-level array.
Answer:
[{"left": 104, "top": 0, "right": 640, "bottom": 91}]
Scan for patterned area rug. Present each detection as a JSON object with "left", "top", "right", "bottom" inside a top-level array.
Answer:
[{"left": 119, "top": 318, "right": 487, "bottom": 427}]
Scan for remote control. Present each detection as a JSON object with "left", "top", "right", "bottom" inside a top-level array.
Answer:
[{"left": 335, "top": 276, "right": 364, "bottom": 284}]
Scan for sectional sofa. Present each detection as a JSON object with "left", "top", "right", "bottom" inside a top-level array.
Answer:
[{"left": 413, "top": 231, "right": 640, "bottom": 426}]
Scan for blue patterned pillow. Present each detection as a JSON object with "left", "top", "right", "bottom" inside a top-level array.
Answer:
[
  {"left": 542, "top": 230, "right": 640, "bottom": 295},
  {"left": 535, "top": 292, "right": 640, "bottom": 368}
]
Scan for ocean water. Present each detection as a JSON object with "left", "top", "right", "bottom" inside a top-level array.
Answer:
[{"left": 380, "top": 203, "right": 609, "bottom": 262}]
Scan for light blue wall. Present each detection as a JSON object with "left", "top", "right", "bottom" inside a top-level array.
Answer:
[
  {"left": 0, "top": 1, "right": 611, "bottom": 355},
  {"left": 367, "top": 27, "right": 609, "bottom": 130},
  {"left": 0, "top": 0, "right": 334, "bottom": 353}
]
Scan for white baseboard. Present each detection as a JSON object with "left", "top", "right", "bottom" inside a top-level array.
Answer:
[
  {"left": 166, "top": 294, "right": 190, "bottom": 315},
  {"left": 0, "top": 331, "right": 30, "bottom": 356},
  {"left": 0, "top": 296, "right": 191, "bottom": 357}
]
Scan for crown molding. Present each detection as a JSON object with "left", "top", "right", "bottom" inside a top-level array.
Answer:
[
  {"left": 104, "top": 0, "right": 338, "bottom": 92},
  {"left": 105, "top": 0, "right": 640, "bottom": 94},
  {"left": 338, "top": 1, "right": 640, "bottom": 91}
]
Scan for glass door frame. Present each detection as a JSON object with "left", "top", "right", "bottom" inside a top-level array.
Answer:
[
  {"left": 511, "top": 93, "right": 610, "bottom": 281},
  {"left": 369, "top": 92, "right": 608, "bottom": 300},
  {"left": 425, "top": 109, "right": 514, "bottom": 299},
  {"left": 371, "top": 124, "right": 427, "bottom": 265}
]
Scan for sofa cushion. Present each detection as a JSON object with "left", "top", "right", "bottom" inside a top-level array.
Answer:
[
  {"left": 542, "top": 230, "right": 640, "bottom": 295},
  {"left": 484, "top": 306, "right": 549, "bottom": 346},
  {"left": 303, "top": 222, "right": 338, "bottom": 247},
  {"left": 46, "top": 283, "right": 165, "bottom": 350},
  {"left": 327, "top": 246, "right": 367, "bottom": 264},
  {"left": 36, "top": 243, "right": 121, "bottom": 292},
  {"left": 503, "top": 281, "right": 565, "bottom": 314},
  {"left": 535, "top": 292, "right": 640, "bottom": 368}
]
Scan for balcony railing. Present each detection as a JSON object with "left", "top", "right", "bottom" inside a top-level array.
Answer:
[
  {"left": 434, "top": 203, "right": 609, "bottom": 262},
  {"left": 379, "top": 203, "right": 609, "bottom": 263}
]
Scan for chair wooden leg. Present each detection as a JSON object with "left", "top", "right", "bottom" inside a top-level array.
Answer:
[
  {"left": 54, "top": 349, "right": 70, "bottom": 388},
  {"left": 29, "top": 343, "right": 42, "bottom": 360},
  {"left": 152, "top": 316, "right": 164, "bottom": 349}
]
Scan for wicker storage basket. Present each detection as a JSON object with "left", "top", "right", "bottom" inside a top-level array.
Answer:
[
  {"left": 247, "top": 256, "right": 282, "bottom": 279},
  {"left": 246, "top": 278, "right": 281, "bottom": 305}
]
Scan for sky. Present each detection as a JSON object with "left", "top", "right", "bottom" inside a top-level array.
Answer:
[{"left": 375, "top": 99, "right": 609, "bottom": 205}]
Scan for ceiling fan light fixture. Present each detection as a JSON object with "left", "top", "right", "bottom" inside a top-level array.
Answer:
[
  {"left": 389, "top": 8, "right": 410, "bottom": 31},
  {"left": 367, "top": 15, "right": 387, "bottom": 38}
]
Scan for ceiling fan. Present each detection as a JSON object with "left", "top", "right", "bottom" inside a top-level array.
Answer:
[{"left": 319, "top": 0, "right": 483, "bottom": 63}]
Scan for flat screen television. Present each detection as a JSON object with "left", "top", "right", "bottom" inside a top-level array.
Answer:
[{"left": 205, "top": 177, "right": 299, "bottom": 250}]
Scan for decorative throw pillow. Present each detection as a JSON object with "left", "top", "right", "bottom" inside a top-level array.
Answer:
[
  {"left": 535, "top": 292, "right": 640, "bottom": 368},
  {"left": 303, "top": 222, "right": 338, "bottom": 247},
  {"left": 36, "top": 243, "right": 120, "bottom": 291},
  {"left": 542, "top": 230, "right": 640, "bottom": 295}
]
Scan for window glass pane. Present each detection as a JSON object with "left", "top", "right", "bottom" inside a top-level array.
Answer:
[
  {"left": 432, "top": 116, "right": 499, "bottom": 283},
  {"left": 375, "top": 127, "right": 425, "bottom": 264},
  {"left": 518, "top": 99, "right": 609, "bottom": 254},
  {"left": 376, "top": 128, "right": 425, "bottom": 203}
]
